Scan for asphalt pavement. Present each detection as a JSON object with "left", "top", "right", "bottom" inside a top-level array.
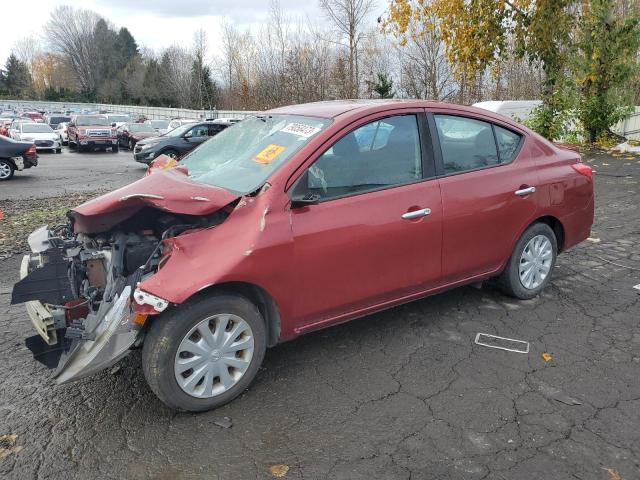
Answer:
[
  {"left": 0, "top": 149, "right": 638, "bottom": 480},
  {"left": 1, "top": 146, "right": 146, "bottom": 200}
]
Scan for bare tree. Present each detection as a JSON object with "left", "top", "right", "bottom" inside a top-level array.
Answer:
[
  {"left": 12, "top": 36, "right": 42, "bottom": 74},
  {"left": 44, "top": 6, "right": 101, "bottom": 92},
  {"left": 319, "top": 0, "right": 376, "bottom": 98}
]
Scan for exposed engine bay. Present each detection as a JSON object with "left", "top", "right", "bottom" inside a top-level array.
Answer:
[{"left": 11, "top": 206, "right": 230, "bottom": 383}]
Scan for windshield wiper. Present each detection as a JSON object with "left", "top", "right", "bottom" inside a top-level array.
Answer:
[{"left": 256, "top": 115, "right": 273, "bottom": 122}]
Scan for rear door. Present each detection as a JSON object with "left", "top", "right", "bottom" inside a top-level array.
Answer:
[
  {"left": 428, "top": 111, "right": 540, "bottom": 282},
  {"left": 288, "top": 112, "right": 443, "bottom": 330}
]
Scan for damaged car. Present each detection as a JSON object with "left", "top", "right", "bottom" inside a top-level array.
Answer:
[{"left": 12, "top": 100, "right": 594, "bottom": 411}]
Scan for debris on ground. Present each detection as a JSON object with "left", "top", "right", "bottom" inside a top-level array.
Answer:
[
  {"left": 0, "top": 434, "right": 23, "bottom": 460},
  {"left": 474, "top": 333, "right": 530, "bottom": 354},
  {"left": 612, "top": 141, "right": 640, "bottom": 154},
  {"left": 0, "top": 191, "right": 105, "bottom": 259},
  {"left": 211, "top": 416, "right": 233, "bottom": 429},
  {"left": 587, "top": 237, "right": 601, "bottom": 243},
  {"left": 542, "top": 352, "right": 553, "bottom": 362},
  {"left": 269, "top": 464, "right": 290, "bottom": 477}
]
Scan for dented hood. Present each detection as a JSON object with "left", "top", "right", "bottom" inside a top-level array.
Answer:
[{"left": 70, "top": 168, "right": 238, "bottom": 234}]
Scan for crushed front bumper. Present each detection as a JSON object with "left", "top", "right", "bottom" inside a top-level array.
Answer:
[{"left": 15, "top": 234, "right": 144, "bottom": 383}]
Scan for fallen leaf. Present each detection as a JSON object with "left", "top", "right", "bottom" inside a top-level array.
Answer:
[
  {"left": 542, "top": 352, "right": 552, "bottom": 362},
  {"left": 603, "top": 467, "right": 622, "bottom": 480},
  {"left": 587, "top": 237, "right": 601, "bottom": 243},
  {"left": 270, "top": 464, "right": 290, "bottom": 477},
  {"left": 0, "top": 435, "right": 22, "bottom": 459}
]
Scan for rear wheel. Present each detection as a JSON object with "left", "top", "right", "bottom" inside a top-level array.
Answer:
[
  {"left": 497, "top": 222, "right": 557, "bottom": 299},
  {"left": 0, "top": 159, "right": 15, "bottom": 180},
  {"left": 142, "top": 294, "right": 267, "bottom": 412},
  {"left": 111, "top": 144, "right": 119, "bottom": 153},
  {"left": 55, "top": 148, "right": 62, "bottom": 154},
  {"left": 129, "top": 139, "right": 134, "bottom": 150}
]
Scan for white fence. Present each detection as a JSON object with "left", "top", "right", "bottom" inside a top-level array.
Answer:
[
  {"left": 3, "top": 98, "right": 640, "bottom": 140},
  {"left": 613, "top": 107, "right": 640, "bottom": 140},
  {"left": 0, "top": 99, "right": 259, "bottom": 121}
]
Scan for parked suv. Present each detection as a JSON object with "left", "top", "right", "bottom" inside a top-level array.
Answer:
[
  {"left": 133, "top": 120, "right": 232, "bottom": 163},
  {"left": 12, "top": 100, "right": 594, "bottom": 412},
  {"left": 68, "top": 115, "right": 119, "bottom": 153}
]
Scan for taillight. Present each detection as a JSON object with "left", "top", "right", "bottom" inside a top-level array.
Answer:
[
  {"left": 25, "top": 144, "right": 36, "bottom": 156},
  {"left": 571, "top": 163, "right": 593, "bottom": 180}
]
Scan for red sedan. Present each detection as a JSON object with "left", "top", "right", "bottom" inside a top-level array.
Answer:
[{"left": 12, "top": 100, "right": 593, "bottom": 411}]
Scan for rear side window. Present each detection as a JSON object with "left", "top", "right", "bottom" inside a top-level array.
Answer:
[
  {"left": 434, "top": 115, "right": 499, "bottom": 174},
  {"left": 494, "top": 125, "right": 522, "bottom": 163}
]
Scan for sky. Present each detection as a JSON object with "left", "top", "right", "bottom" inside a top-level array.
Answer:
[{"left": 1, "top": 0, "right": 383, "bottom": 67}]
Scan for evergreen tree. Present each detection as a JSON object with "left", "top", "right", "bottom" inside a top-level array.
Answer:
[
  {"left": 373, "top": 72, "right": 395, "bottom": 98},
  {"left": 5, "top": 54, "right": 33, "bottom": 99}
]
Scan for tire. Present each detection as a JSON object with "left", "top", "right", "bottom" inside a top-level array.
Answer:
[
  {"left": 77, "top": 144, "right": 84, "bottom": 153},
  {"left": 129, "top": 139, "right": 134, "bottom": 150},
  {"left": 56, "top": 148, "right": 62, "bottom": 154},
  {"left": 162, "top": 148, "right": 179, "bottom": 159},
  {"left": 497, "top": 222, "right": 557, "bottom": 299},
  {"left": 0, "top": 159, "right": 15, "bottom": 180},
  {"left": 142, "top": 293, "right": 267, "bottom": 412},
  {"left": 111, "top": 144, "right": 119, "bottom": 153},
  {"left": 68, "top": 138, "right": 76, "bottom": 149}
]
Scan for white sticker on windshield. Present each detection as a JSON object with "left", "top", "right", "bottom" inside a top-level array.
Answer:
[{"left": 281, "top": 123, "right": 321, "bottom": 138}]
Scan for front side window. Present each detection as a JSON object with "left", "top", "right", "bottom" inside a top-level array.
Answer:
[
  {"left": 434, "top": 115, "right": 499, "bottom": 174},
  {"left": 188, "top": 125, "right": 209, "bottom": 137},
  {"left": 295, "top": 115, "right": 422, "bottom": 200}
]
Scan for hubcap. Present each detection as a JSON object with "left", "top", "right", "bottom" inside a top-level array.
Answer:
[
  {"left": 519, "top": 235, "right": 553, "bottom": 290},
  {"left": 174, "top": 314, "right": 254, "bottom": 398},
  {"left": 0, "top": 162, "right": 11, "bottom": 179}
]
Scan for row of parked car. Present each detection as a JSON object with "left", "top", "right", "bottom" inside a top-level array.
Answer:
[{"left": 0, "top": 105, "right": 242, "bottom": 179}]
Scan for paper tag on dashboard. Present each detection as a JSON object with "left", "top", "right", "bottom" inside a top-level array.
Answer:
[
  {"left": 255, "top": 144, "right": 286, "bottom": 164},
  {"left": 281, "top": 123, "right": 321, "bottom": 138}
]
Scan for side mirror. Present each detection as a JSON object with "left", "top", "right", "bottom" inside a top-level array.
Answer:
[
  {"left": 291, "top": 192, "right": 320, "bottom": 209},
  {"left": 111, "top": 122, "right": 117, "bottom": 127}
]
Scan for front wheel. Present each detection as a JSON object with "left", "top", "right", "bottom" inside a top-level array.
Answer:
[
  {"left": 142, "top": 294, "right": 267, "bottom": 412},
  {"left": 497, "top": 222, "right": 557, "bottom": 299},
  {"left": 111, "top": 144, "right": 119, "bottom": 153}
]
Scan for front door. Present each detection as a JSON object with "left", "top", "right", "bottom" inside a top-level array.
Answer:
[{"left": 289, "top": 113, "right": 443, "bottom": 330}]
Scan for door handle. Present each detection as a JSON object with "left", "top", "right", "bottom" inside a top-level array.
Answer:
[
  {"left": 514, "top": 186, "right": 536, "bottom": 196},
  {"left": 402, "top": 208, "right": 431, "bottom": 220}
]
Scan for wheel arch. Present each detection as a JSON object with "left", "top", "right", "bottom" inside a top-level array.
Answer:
[
  {"left": 0, "top": 157, "right": 17, "bottom": 169},
  {"left": 187, "top": 281, "right": 281, "bottom": 348},
  {"left": 531, "top": 215, "right": 565, "bottom": 252}
]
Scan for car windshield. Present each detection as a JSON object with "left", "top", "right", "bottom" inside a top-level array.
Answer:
[
  {"left": 129, "top": 123, "right": 156, "bottom": 133},
  {"left": 76, "top": 116, "right": 110, "bottom": 126},
  {"left": 108, "top": 115, "right": 130, "bottom": 123},
  {"left": 49, "top": 116, "right": 70, "bottom": 124},
  {"left": 22, "top": 124, "right": 54, "bottom": 133},
  {"left": 182, "top": 115, "right": 331, "bottom": 194},
  {"left": 150, "top": 120, "right": 169, "bottom": 128}
]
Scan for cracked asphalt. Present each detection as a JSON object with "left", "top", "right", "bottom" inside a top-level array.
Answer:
[{"left": 1, "top": 149, "right": 639, "bottom": 480}]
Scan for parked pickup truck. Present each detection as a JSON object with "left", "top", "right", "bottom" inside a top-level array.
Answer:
[{"left": 67, "top": 115, "right": 119, "bottom": 153}]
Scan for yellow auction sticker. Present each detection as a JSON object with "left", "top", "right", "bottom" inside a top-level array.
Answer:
[{"left": 255, "top": 144, "right": 285, "bottom": 164}]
